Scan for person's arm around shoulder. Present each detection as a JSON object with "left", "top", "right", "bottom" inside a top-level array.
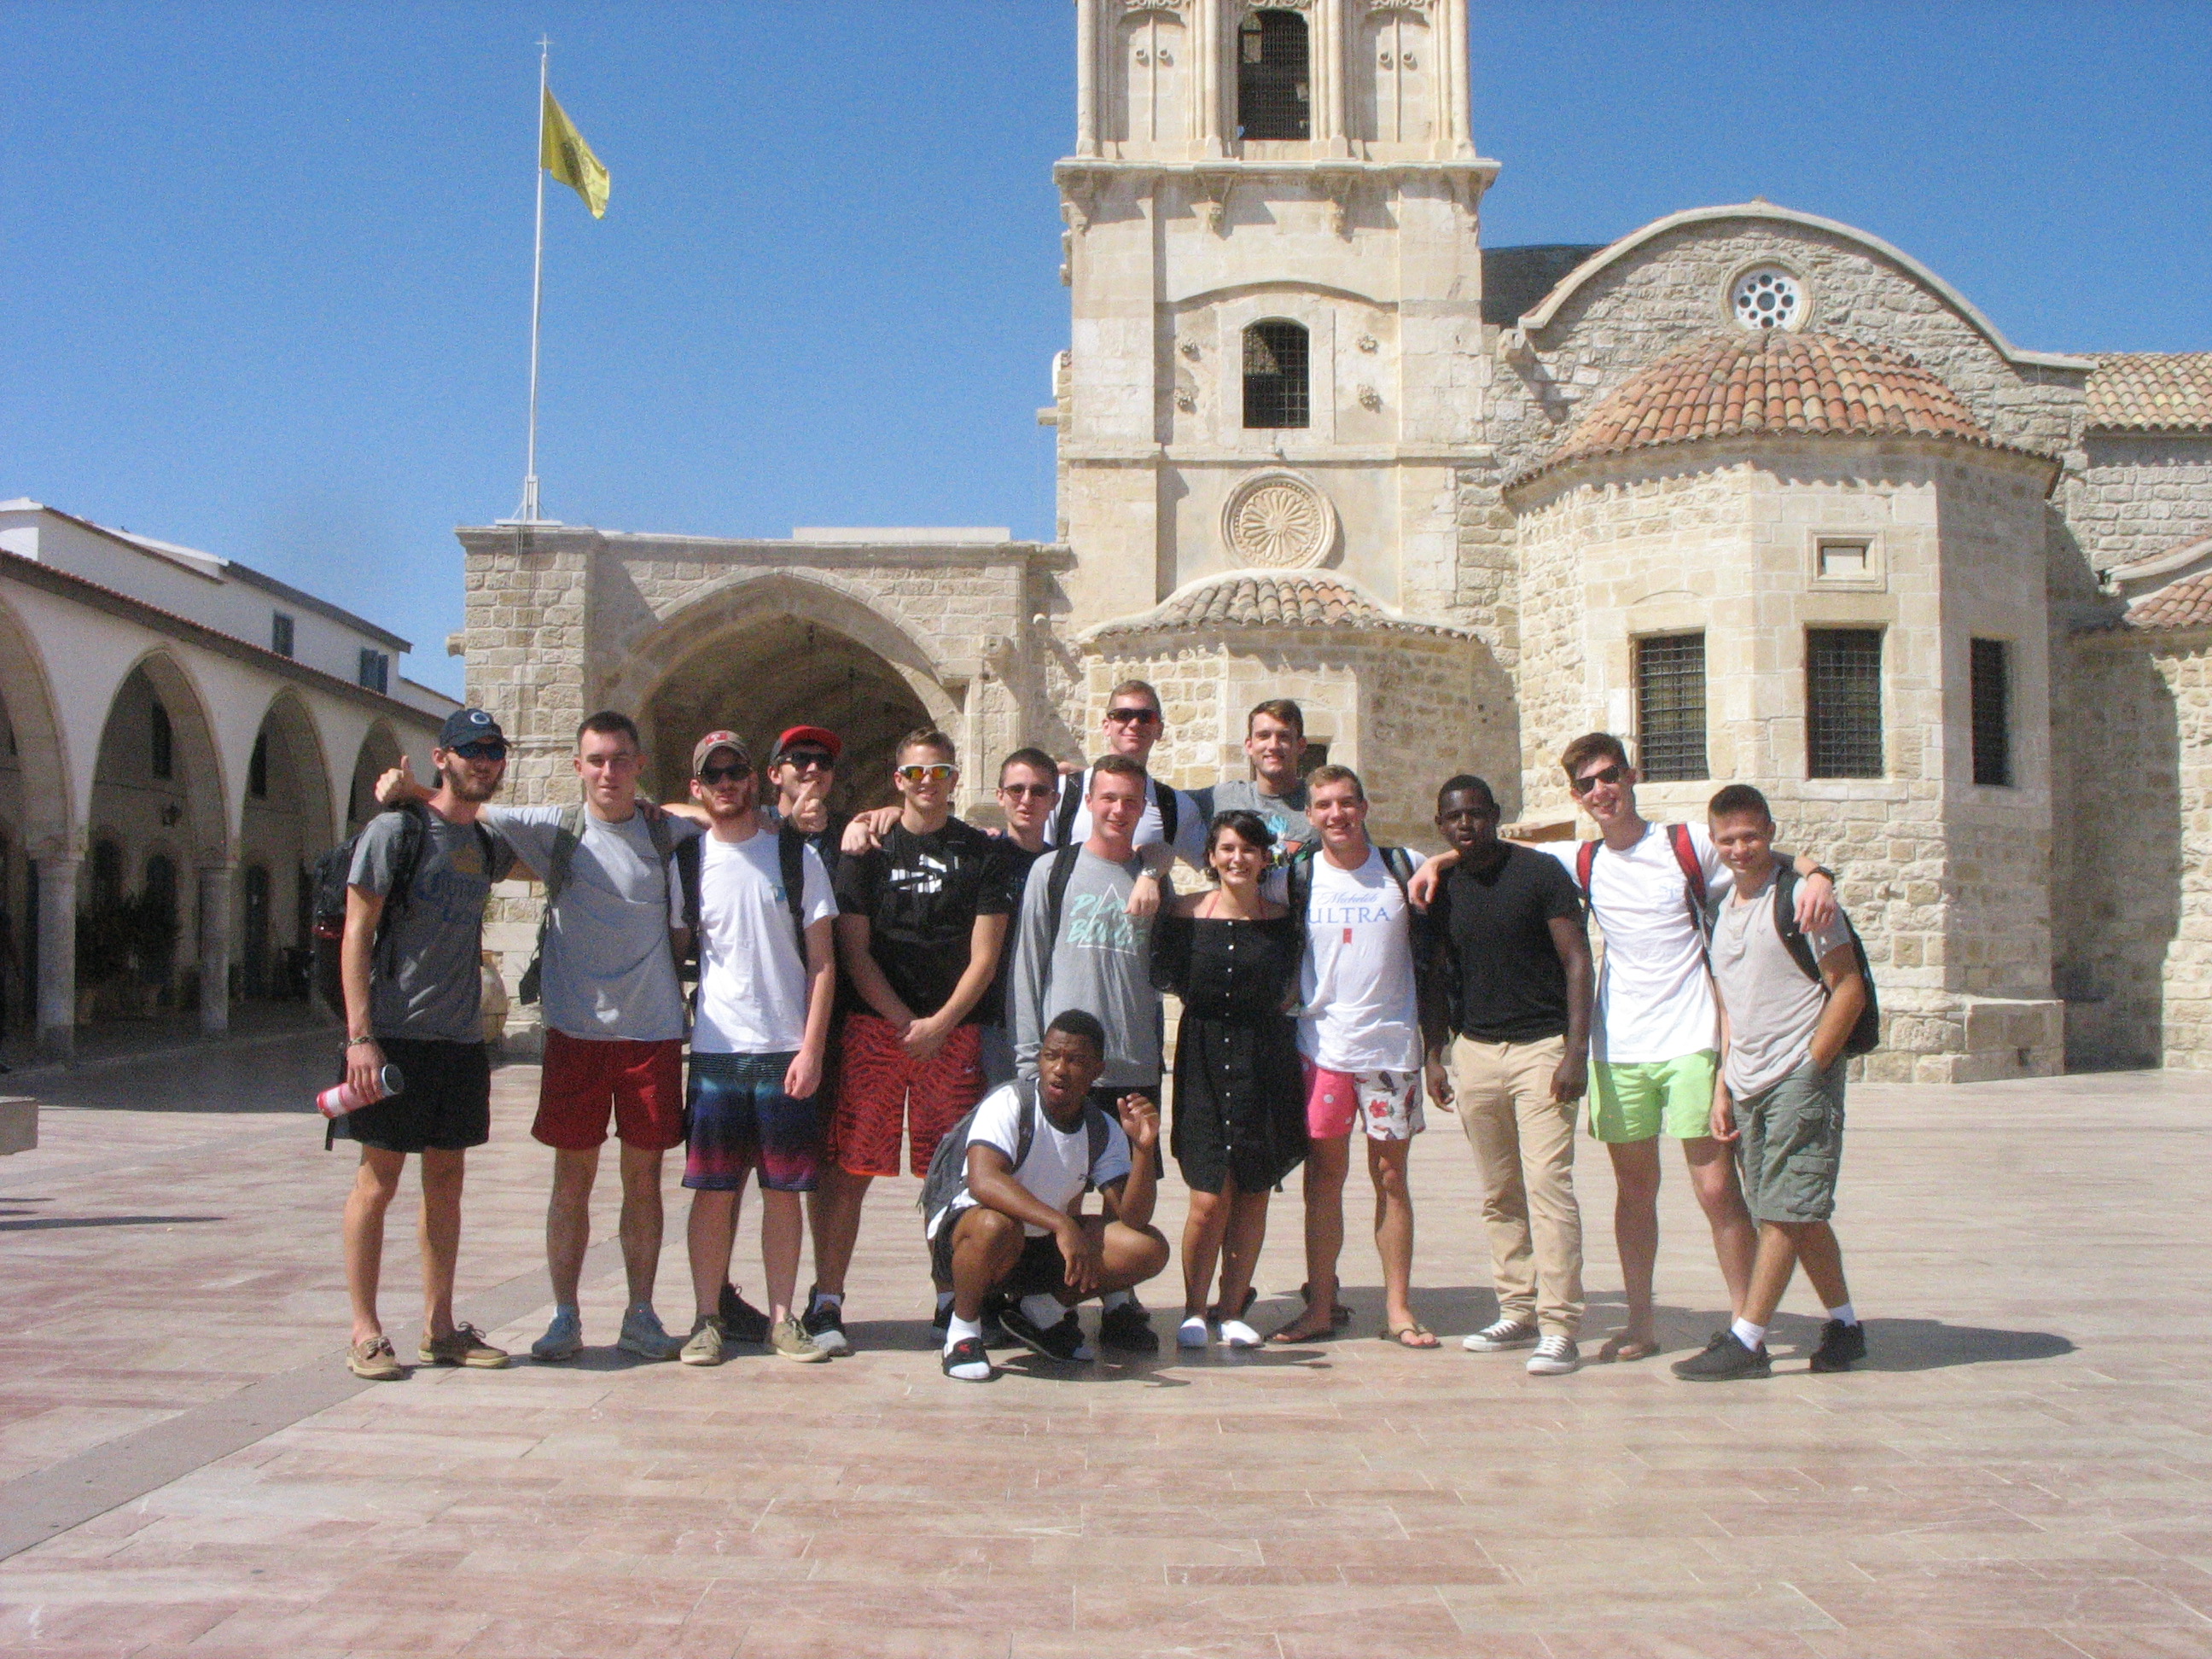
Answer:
[
  {"left": 965, "top": 1138, "right": 1103, "bottom": 1297},
  {"left": 1124, "top": 841, "right": 1173, "bottom": 918},
  {"left": 1096, "top": 1094, "right": 1159, "bottom": 1232},
  {"left": 1406, "top": 847, "right": 1455, "bottom": 909},
  {"left": 841, "top": 805, "right": 900, "bottom": 856}
]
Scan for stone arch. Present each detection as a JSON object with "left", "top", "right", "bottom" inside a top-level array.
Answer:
[
  {"left": 240, "top": 690, "right": 338, "bottom": 1003},
  {"left": 248, "top": 690, "right": 339, "bottom": 856},
  {"left": 93, "top": 649, "right": 230, "bottom": 866},
  {"left": 0, "top": 590, "right": 73, "bottom": 858},
  {"left": 346, "top": 719, "right": 405, "bottom": 830}
]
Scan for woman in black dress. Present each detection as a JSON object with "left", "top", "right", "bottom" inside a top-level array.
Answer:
[{"left": 1152, "top": 810, "right": 1306, "bottom": 1350}]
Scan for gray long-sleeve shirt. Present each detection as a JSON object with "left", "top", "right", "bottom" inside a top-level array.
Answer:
[{"left": 1011, "top": 846, "right": 1161, "bottom": 1089}]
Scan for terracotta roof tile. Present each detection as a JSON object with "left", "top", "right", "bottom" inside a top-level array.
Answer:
[
  {"left": 1090, "top": 571, "right": 1462, "bottom": 639},
  {"left": 2085, "top": 354, "right": 2212, "bottom": 432},
  {"left": 2122, "top": 569, "right": 2212, "bottom": 633},
  {"left": 1511, "top": 332, "right": 2019, "bottom": 488}
]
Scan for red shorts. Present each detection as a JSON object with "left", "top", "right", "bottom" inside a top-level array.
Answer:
[
  {"left": 829, "top": 1011, "right": 985, "bottom": 1178},
  {"left": 533, "top": 1031, "right": 686, "bottom": 1151}
]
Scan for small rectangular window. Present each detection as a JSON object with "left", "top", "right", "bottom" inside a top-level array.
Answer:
[
  {"left": 271, "top": 613, "right": 294, "bottom": 658},
  {"left": 1635, "top": 632, "right": 1708, "bottom": 783},
  {"left": 1807, "top": 628, "right": 1884, "bottom": 778},
  {"left": 1818, "top": 540, "right": 1870, "bottom": 579},
  {"left": 358, "top": 649, "right": 389, "bottom": 695},
  {"left": 1970, "top": 637, "right": 2011, "bottom": 787}
]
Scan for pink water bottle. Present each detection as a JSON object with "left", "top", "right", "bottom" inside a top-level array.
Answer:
[{"left": 317, "top": 1063, "right": 405, "bottom": 1120}]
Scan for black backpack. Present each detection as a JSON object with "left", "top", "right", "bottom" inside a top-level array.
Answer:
[
  {"left": 309, "top": 802, "right": 491, "bottom": 1020},
  {"left": 516, "top": 801, "right": 682, "bottom": 1005},
  {"left": 1051, "top": 769, "right": 1179, "bottom": 851},
  {"left": 917, "top": 1076, "right": 1114, "bottom": 1225},
  {"left": 1769, "top": 865, "right": 1882, "bottom": 1057},
  {"left": 672, "top": 822, "right": 811, "bottom": 990},
  {"left": 1284, "top": 841, "right": 1447, "bottom": 1040}
]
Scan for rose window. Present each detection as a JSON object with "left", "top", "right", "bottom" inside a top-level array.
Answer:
[{"left": 1732, "top": 267, "right": 1803, "bottom": 331}]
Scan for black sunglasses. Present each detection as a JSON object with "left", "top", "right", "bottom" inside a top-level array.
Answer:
[
  {"left": 698, "top": 762, "right": 752, "bottom": 784},
  {"left": 1104, "top": 707, "right": 1161, "bottom": 725},
  {"left": 779, "top": 749, "right": 836, "bottom": 771},
  {"left": 451, "top": 741, "right": 507, "bottom": 761},
  {"left": 1568, "top": 762, "right": 1629, "bottom": 796}
]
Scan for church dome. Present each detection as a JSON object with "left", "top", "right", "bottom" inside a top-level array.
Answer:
[{"left": 1513, "top": 332, "right": 2006, "bottom": 488}]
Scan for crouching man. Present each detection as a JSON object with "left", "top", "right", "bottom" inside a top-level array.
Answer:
[{"left": 927, "top": 1010, "right": 1169, "bottom": 1381}]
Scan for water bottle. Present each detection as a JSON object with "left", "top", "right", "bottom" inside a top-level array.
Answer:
[{"left": 317, "top": 1062, "right": 405, "bottom": 1120}]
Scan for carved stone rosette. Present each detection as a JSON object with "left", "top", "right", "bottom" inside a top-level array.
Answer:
[{"left": 1220, "top": 469, "right": 1338, "bottom": 570}]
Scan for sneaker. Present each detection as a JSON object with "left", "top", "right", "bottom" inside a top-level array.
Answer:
[
  {"left": 531, "top": 1308, "right": 584, "bottom": 1362},
  {"left": 1462, "top": 1318, "right": 1540, "bottom": 1353},
  {"left": 419, "top": 1323, "right": 509, "bottom": 1369},
  {"left": 680, "top": 1315, "right": 727, "bottom": 1367},
  {"left": 941, "top": 1336, "right": 993, "bottom": 1382},
  {"left": 801, "top": 1289, "right": 852, "bottom": 1357},
  {"left": 1098, "top": 1300, "right": 1159, "bottom": 1353},
  {"left": 1218, "top": 1319, "right": 1262, "bottom": 1350},
  {"left": 1176, "top": 1315, "right": 1210, "bottom": 1350},
  {"left": 999, "top": 1301, "right": 1091, "bottom": 1364},
  {"left": 617, "top": 1305, "right": 680, "bottom": 1360},
  {"left": 1809, "top": 1318, "right": 1867, "bottom": 1373},
  {"left": 771, "top": 1317, "right": 829, "bottom": 1364},
  {"left": 717, "top": 1283, "right": 771, "bottom": 1344},
  {"left": 1670, "top": 1330, "right": 1771, "bottom": 1381},
  {"left": 1526, "top": 1334, "right": 1580, "bottom": 1376},
  {"left": 347, "top": 1335, "right": 403, "bottom": 1381}
]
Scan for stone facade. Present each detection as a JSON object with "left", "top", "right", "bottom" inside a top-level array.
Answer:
[{"left": 457, "top": 3, "right": 2212, "bottom": 1077}]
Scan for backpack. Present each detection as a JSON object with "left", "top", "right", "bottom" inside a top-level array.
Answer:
[
  {"left": 1769, "top": 864, "right": 1882, "bottom": 1057},
  {"left": 1575, "top": 823, "right": 1711, "bottom": 944},
  {"left": 1051, "top": 769, "right": 1179, "bottom": 852},
  {"left": 672, "top": 821, "right": 812, "bottom": 987},
  {"left": 516, "top": 801, "right": 680, "bottom": 1005},
  {"left": 917, "top": 1076, "right": 1115, "bottom": 1225},
  {"left": 309, "top": 802, "right": 491, "bottom": 1020}
]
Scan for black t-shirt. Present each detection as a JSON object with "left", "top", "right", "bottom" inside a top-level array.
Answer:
[
  {"left": 832, "top": 817, "right": 1015, "bottom": 1022},
  {"left": 1434, "top": 842, "right": 1586, "bottom": 1043},
  {"left": 975, "top": 834, "right": 1042, "bottom": 1028}
]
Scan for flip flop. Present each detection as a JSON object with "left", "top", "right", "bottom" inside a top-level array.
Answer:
[
  {"left": 1597, "top": 1333, "right": 1661, "bottom": 1363},
  {"left": 1266, "top": 1313, "right": 1338, "bottom": 1345},
  {"left": 1381, "top": 1321, "right": 1440, "bottom": 1350},
  {"left": 1299, "top": 1283, "right": 1355, "bottom": 1326}
]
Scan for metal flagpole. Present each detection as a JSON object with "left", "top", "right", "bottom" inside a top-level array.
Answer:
[{"left": 515, "top": 38, "right": 550, "bottom": 523}]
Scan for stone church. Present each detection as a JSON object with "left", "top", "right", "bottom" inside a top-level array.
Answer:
[{"left": 459, "top": 0, "right": 2212, "bottom": 1083}]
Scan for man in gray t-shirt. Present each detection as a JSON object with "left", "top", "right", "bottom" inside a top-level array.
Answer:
[
  {"left": 1676, "top": 784, "right": 1871, "bottom": 1383},
  {"left": 337, "top": 706, "right": 516, "bottom": 1382},
  {"left": 1190, "top": 697, "right": 1314, "bottom": 860}
]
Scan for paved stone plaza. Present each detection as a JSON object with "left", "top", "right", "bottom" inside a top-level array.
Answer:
[{"left": 1, "top": 1039, "right": 2209, "bottom": 1657}]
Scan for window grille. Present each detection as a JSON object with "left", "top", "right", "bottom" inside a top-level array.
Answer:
[
  {"left": 150, "top": 701, "right": 174, "bottom": 780},
  {"left": 1243, "top": 319, "right": 1309, "bottom": 428},
  {"left": 1807, "top": 628, "right": 1884, "bottom": 778},
  {"left": 1635, "top": 632, "right": 1708, "bottom": 783},
  {"left": 1237, "top": 9, "right": 1310, "bottom": 139},
  {"left": 271, "top": 613, "right": 294, "bottom": 658},
  {"left": 358, "top": 649, "right": 390, "bottom": 695},
  {"left": 1970, "top": 637, "right": 2011, "bottom": 787}
]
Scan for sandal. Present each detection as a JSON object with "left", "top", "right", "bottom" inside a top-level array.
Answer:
[
  {"left": 1597, "top": 1332, "right": 1661, "bottom": 1364},
  {"left": 1299, "top": 1283, "right": 1355, "bottom": 1327},
  {"left": 1381, "top": 1322, "right": 1440, "bottom": 1349},
  {"left": 1266, "top": 1313, "right": 1339, "bottom": 1345}
]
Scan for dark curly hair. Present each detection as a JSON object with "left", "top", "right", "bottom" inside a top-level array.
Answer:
[{"left": 1202, "top": 809, "right": 1278, "bottom": 882}]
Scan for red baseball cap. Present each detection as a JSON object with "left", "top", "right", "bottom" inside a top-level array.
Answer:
[{"left": 773, "top": 725, "right": 842, "bottom": 762}]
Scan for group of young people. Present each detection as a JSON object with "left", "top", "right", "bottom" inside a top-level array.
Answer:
[{"left": 331, "top": 685, "right": 1871, "bottom": 1388}]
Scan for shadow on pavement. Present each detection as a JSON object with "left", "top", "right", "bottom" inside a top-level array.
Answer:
[
  {"left": 1763, "top": 1310, "right": 2075, "bottom": 1371},
  {"left": 0, "top": 1213, "right": 224, "bottom": 1232}
]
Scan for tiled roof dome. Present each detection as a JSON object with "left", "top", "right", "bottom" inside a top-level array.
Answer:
[
  {"left": 2086, "top": 354, "right": 2212, "bottom": 432},
  {"left": 1087, "top": 571, "right": 1465, "bottom": 640},
  {"left": 1514, "top": 332, "right": 2010, "bottom": 487}
]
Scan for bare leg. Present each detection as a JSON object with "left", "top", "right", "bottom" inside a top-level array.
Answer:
[
  {"left": 546, "top": 1146, "right": 597, "bottom": 1307},
  {"left": 808, "top": 1166, "right": 871, "bottom": 1296},
  {"left": 1181, "top": 1183, "right": 1231, "bottom": 1318},
  {"left": 1070, "top": 1216, "right": 1171, "bottom": 1301},
  {"left": 760, "top": 1190, "right": 804, "bottom": 1324},
  {"left": 1743, "top": 1223, "right": 1800, "bottom": 1327},
  {"left": 615, "top": 1143, "right": 666, "bottom": 1307},
  {"left": 1607, "top": 1137, "right": 1662, "bottom": 1347},
  {"left": 343, "top": 1147, "right": 405, "bottom": 1345},
  {"left": 949, "top": 1208, "right": 1025, "bottom": 1321},
  {"left": 1273, "top": 1134, "right": 1348, "bottom": 1340},
  {"left": 688, "top": 1187, "right": 742, "bottom": 1320},
  {"left": 1683, "top": 1135, "right": 1756, "bottom": 1318},
  {"left": 1367, "top": 1137, "right": 1421, "bottom": 1336},
  {"left": 1791, "top": 1220, "right": 1850, "bottom": 1312},
  {"left": 416, "top": 1148, "right": 466, "bottom": 1341},
  {"left": 1217, "top": 1189, "right": 1271, "bottom": 1319}
]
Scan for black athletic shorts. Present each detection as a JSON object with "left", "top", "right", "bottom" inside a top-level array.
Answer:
[
  {"left": 334, "top": 1038, "right": 492, "bottom": 1154},
  {"left": 928, "top": 1214, "right": 1071, "bottom": 1299}
]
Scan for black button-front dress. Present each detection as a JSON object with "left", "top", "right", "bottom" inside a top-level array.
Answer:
[{"left": 1150, "top": 910, "right": 1307, "bottom": 1195}]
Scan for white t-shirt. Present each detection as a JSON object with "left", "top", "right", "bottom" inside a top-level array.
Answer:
[
  {"left": 933, "top": 1081, "right": 1132, "bottom": 1238},
  {"left": 1542, "top": 823, "right": 1730, "bottom": 1066},
  {"left": 673, "top": 828, "right": 838, "bottom": 1056},
  {"left": 1046, "top": 768, "right": 1206, "bottom": 870},
  {"left": 1295, "top": 844, "right": 1427, "bottom": 1074}
]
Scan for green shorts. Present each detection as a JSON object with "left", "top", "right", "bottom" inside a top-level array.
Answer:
[{"left": 1589, "top": 1051, "right": 1717, "bottom": 1144}]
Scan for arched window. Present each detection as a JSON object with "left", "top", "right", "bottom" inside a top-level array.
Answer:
[
  {"left": 1243, "top": 319, "right": 1310, "bottom": 428},
  {"left": 248, "top": 731, "right": 269, "bottom": 799},
  {"left": 90, "top": 838, "right": 125, "bottom": 910},
  {"left": 1237, "top": 9, "right": 1310, "bottom": 140},
  {"left": 149, "top": 700, "right": 173, "bottom": 780}
]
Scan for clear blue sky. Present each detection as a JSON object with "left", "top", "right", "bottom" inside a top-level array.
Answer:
[{"left": 5, "top": 3, "right": 2205, "bottom": 696}]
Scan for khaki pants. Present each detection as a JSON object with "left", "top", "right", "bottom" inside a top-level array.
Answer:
[{"left": 1452, "top": 1034, "right": 1583, "bottom": 1338}]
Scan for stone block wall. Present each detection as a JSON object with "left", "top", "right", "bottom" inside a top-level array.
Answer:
[{"left": 2069, "top": 434, "right": 2212, "bottom": 572}]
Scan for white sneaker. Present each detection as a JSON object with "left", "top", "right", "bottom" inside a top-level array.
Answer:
[
  {"left": 1462, "top": 1318, "right": 1539, "bottom": 1353},
  {"left": 1527, "top": 1334, "right": 1580, "bottom": 1376},
  {"left": 1218, "top": 1318, "right": 1261, "bottom": 1349},
  {"left": 531, "top": 1307, "right": 583, "bottom": 1362},
  {"left": 617, "top": 1305, "right": 680, "bottom": 1360},
  {"left": 1176, "top": 1316, "right": 1210, "bottom": 1349}
]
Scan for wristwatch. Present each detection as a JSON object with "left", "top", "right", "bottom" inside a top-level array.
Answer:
[{"left": 345, "top": 1035, "right": 379, "bottom": 1048}]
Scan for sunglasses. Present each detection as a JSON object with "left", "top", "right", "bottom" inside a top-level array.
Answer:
[
  {"left": 779, "top": 750, "right": 835, "bottom": 771},
  {"left": 1568, "top": 762, "right": 1629, "bottom": 796},
  {"left": 1103, "top": 707, "right": 1161, "bottom": 726},
  {"left": 697, "top": 762, "right": 752, "bottom": 784},
  {"left": 999, "top": 782, "right": 1057, "bottom": 800},
  {"left": 897, "top": 763, "right": 957, "bottom": 784},
  {"left": 450, "top": 742, "right": 507, "bottom": 761}
]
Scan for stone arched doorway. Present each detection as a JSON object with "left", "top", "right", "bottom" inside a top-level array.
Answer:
[
  {"left": 641, "top": 614, "right": 934, "bottom": 812},
  {"left": 347, "top": 721, "right": 405, "bottom": 830},
  {"left": 241, "top": 692, "right": 337, "bottom": 1003}
]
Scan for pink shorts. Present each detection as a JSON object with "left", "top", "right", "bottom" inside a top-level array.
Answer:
[{"left": 1303, "top": 1058, "right": 1426, "bottom": 1143}]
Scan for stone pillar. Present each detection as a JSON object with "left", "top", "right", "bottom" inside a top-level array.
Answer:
[
  {"left": 1196, "top": 0, "right": 1224, "bottom": 154},
  {"left": 1443, "top": 0, "right": 1474, "bottom": 155},
  {"left": 33, "top": 854, "right": 77, "bottom": 1065},
  {"left": 197, "top": 863, "right": 233, "bottom": 1038},
  {"left": 1074, "top": 0, "right": 1099, "bottom": 155}
]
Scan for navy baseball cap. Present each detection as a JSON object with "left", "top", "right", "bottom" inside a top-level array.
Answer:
[{"left": 437, "top": 707, "right": 506, "bottom": 750}]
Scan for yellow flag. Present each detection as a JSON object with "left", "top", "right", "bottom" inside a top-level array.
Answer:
[{"left": 540, "top": 87, "right": 609, "bottom": 218}]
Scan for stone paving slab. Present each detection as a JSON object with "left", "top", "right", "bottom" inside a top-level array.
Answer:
[{"left": 0, "top": 1039, "right": 2209, "bottom": 1656}]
